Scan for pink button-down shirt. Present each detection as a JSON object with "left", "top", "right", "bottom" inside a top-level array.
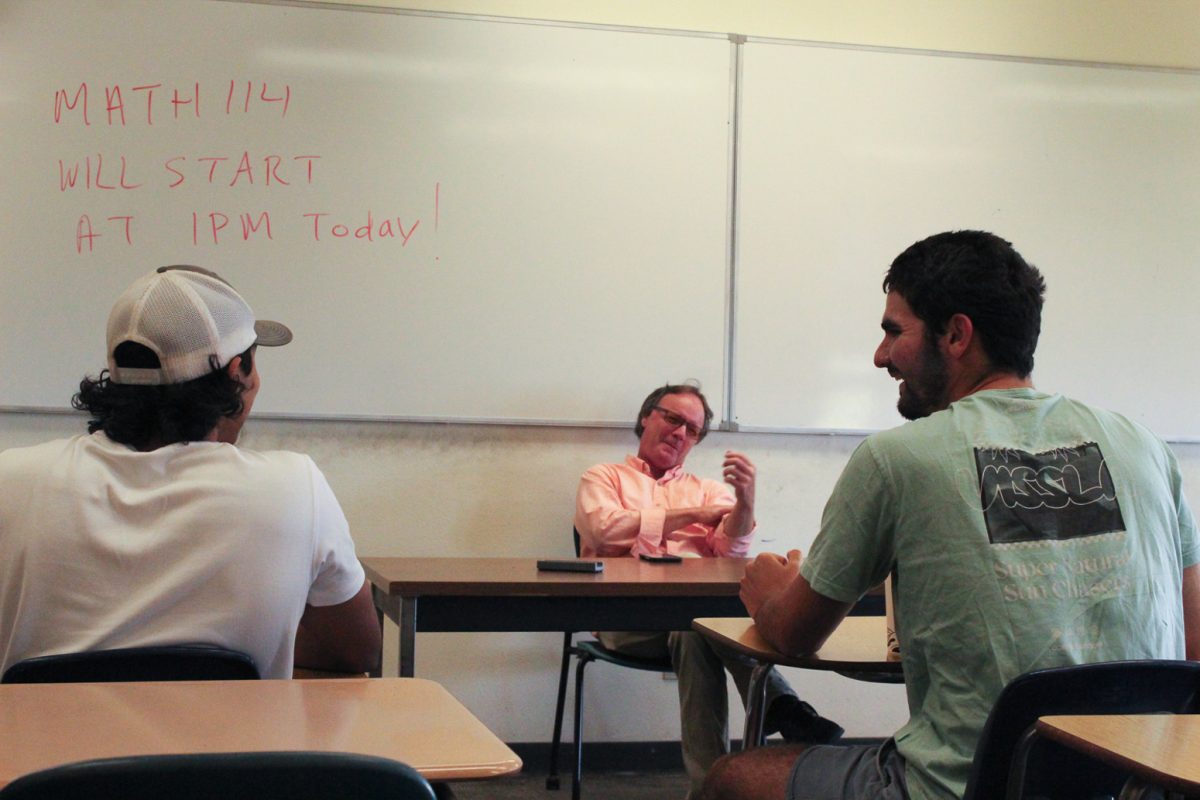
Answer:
[{"left": 574, "top": 455, "right": 753, "bottom": 558}]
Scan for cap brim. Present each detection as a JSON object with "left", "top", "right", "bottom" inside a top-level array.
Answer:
[{"left": 254, "top": 319, "right": 293, "bottom": 347}]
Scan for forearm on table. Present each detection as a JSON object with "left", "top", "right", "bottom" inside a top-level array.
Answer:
[
  {"left": 580, "top": 495, "right": 732, "bottom": 555},
  {"left": 577, "top": 506, "right": 664, "bottom": 555},
  {"left": 586, "top": 506, "right": 720, "bottom": 555},
  {"left": 755, "top": 575, "right": 852, "bottom": 656},
  {"left": 293, "top": 581, "right": 381, "bottom": 673},
  {"left": 662, "top": 506, "right": 722, "bottom": 536}
]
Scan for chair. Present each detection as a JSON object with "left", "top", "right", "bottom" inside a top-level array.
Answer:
[
  {"left": 1, "top": 644, "right": 260, "bottom": 683},
  {"left": 0, "top": 751, "right": 437, "bottom": 800},
  {"left": 546, "top": 529, "right": 675, "bottom": 800},
  {"left": 962, "top": 659, "right": 1200, "bottom": 800}
]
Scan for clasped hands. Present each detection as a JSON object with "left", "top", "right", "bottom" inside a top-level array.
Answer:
[{"left": 740, "top": 548, "right": 802, "bottom": 617}]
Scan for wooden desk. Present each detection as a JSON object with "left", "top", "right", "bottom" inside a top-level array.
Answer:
[
  {"left": 693, "top": 616, "right": 900, "bottom": 676},
  {"left": 1033, "top": 714, "right": 1200, "bottom": 798},
  {"left": 693, "top": 616, "right": 902, "bottom": 748},
  {"left": 361, "top": 556, "right": 750, "bottom": 677},
  {"left": 0, "top": 678, "right": 521, "bottom": 788}
]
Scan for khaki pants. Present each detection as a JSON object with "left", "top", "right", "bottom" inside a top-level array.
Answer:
[{"left": 599, "top": 630, "right": 796, "bottom": 799}]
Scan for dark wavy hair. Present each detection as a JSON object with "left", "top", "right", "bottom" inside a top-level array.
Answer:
[
  {"left": 72, "top": 344, "right": 254, "bottom": 450},
  {"left": 634, "top": 383, "right": 714, "bottom": 442},
  {"left": 883, "top": 231, "right": 1046, "bottom": 378}
]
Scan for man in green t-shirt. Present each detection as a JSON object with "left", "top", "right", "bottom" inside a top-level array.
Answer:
[{"left": 701, "top": 230, "right": 1200, "bottom": 800}]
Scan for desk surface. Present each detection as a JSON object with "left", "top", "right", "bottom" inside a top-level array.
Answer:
[
  {"left": 0, "top": 678, "right": 521, "bottom": 787},
  {"left": 1037, "top": 714, "right": 1200, "bottom": 794},
  {"left": 693, "top": 616, "right": 902, "bottom": 675},
  {"left": 361, "top": 556, "right": 748, "bottom": 596}
]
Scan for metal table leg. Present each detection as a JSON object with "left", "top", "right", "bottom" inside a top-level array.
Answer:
[{"left": 741, "top": 662, "right": 772, "bottom": 750}]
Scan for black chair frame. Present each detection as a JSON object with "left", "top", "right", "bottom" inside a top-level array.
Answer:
[
  {"left": 2, "top": 644, "right": 260, "bottom": 684},
  {"left": 0, "top": 751, "right": 436, "bottom": 800},
  {"left": 546, "top": 529, "right": 675, "bottom": 800},
  {"left": 963, "top": 659, "right": 1200, "bottom": 800}
]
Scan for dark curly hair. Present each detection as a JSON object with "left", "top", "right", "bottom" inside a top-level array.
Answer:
[
  {"left": 883, "top": 231, "right": 1046, "bottom": 378},
  {"left": 634, "top": 383, "right": 714, "bottom": 442},
  {"left": 72, "top": 344, "right": 255, "bottom": 450}
]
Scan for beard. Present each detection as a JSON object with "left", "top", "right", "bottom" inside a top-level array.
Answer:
[{"left": 895, "top": 339, "right": 949, "bottom": 421}]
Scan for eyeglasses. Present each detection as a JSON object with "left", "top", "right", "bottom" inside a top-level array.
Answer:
[{"left": 653, "top": 406, "right": 703, "bottom": 441}]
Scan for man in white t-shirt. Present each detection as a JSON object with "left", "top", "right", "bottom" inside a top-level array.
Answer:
[{"left": 0, "top": 265, "right": 380, "bottom": 679}]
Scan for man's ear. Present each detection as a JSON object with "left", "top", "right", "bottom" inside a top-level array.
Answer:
[
  {"left": 942, "top": 313, "right": 975, "bottom": 359},
  {"left": 225, "top": 356, "right": 246, "bottom": 382}
]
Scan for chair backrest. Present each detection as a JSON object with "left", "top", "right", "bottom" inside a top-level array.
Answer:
[
  {"left": 1, "top": 645, "right": 260, "bottom": 684},
  {"left": 0, "top": 752, "right": 437, "bottom": 800},
  {"left": 962, "top": 659, "right": 1200, "bottom": 800}
]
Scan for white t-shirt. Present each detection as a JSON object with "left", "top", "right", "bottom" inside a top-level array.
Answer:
[{"left": 0, "top": 432, "right": 365, "bottom": 679}]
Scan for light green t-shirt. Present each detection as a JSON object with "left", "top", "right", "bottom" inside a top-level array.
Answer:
[{"left": 801, "top": 389, "right": 1198, "bottom": 800}]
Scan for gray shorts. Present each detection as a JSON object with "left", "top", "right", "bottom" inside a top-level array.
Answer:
[{"left": 787, "top": 739, "right": 908, "bottom": 800}]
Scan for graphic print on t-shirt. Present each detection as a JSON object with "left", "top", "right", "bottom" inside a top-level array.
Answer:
[{"left": 975, "top": 442, "right": 1125, "bottom": 544}]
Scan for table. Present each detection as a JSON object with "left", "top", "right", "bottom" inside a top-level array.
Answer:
[
  {"left": 361, "top": 556, "right": 752, "bottom": 678},
  {"left": 1030, "top": 714, "right": 1200, "bottom": 798},
  {"left": 692, "top": 616, "right": 902, "bottom": 748},
  {"left": 0, "top": 677, "right": 521, "bottom": 788}
]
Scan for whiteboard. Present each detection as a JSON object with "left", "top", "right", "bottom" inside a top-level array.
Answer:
[
  {"left": 0, "top": 0, "right": 733, "bottom": 423},
  {"left": 734, "top": 41, "right": 1200, "bottom": 439}
]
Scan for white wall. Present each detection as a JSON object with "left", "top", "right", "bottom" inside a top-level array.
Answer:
[{"left": 3, "top": 0, "right": 1195, "bottom": 745}]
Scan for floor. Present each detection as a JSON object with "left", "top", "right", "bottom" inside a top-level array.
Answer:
[{"left": 448, "top": 768, "right": 689, "bottom": 800}]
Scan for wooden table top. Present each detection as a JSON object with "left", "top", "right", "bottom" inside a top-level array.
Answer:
[
  {"left": 1037, "top": 714, "right": 1200, "bottom": 794},
  {"left": 361, "top": 556, "right": 749, "bottom": 597},
  {"left": 693, "top": 616, "right": 902, "bottom": 675},
  {"left": 0, "top": 678, "right": 521, "bottom": 787}
]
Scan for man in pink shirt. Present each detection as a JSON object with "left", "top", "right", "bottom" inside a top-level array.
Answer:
[{"left": 575, "top": 383, "right": 841, "bottom": 798}]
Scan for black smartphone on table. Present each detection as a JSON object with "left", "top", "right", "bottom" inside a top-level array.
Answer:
[{"left": 639, "top": 552, "right": 683, "bottom": 563}]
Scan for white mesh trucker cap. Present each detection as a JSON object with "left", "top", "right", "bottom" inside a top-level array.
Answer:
[{"left": 106, "top": 265, "right": 293, "bottom": 385}]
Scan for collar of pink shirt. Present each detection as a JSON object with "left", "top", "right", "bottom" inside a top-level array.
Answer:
[{"left": 625, "top": 454, "right": 685, "bottom": 484}]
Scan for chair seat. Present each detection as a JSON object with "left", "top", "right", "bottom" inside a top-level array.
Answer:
[{"left": 573, "top": 639, "right": 674, "bottom": 672}]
